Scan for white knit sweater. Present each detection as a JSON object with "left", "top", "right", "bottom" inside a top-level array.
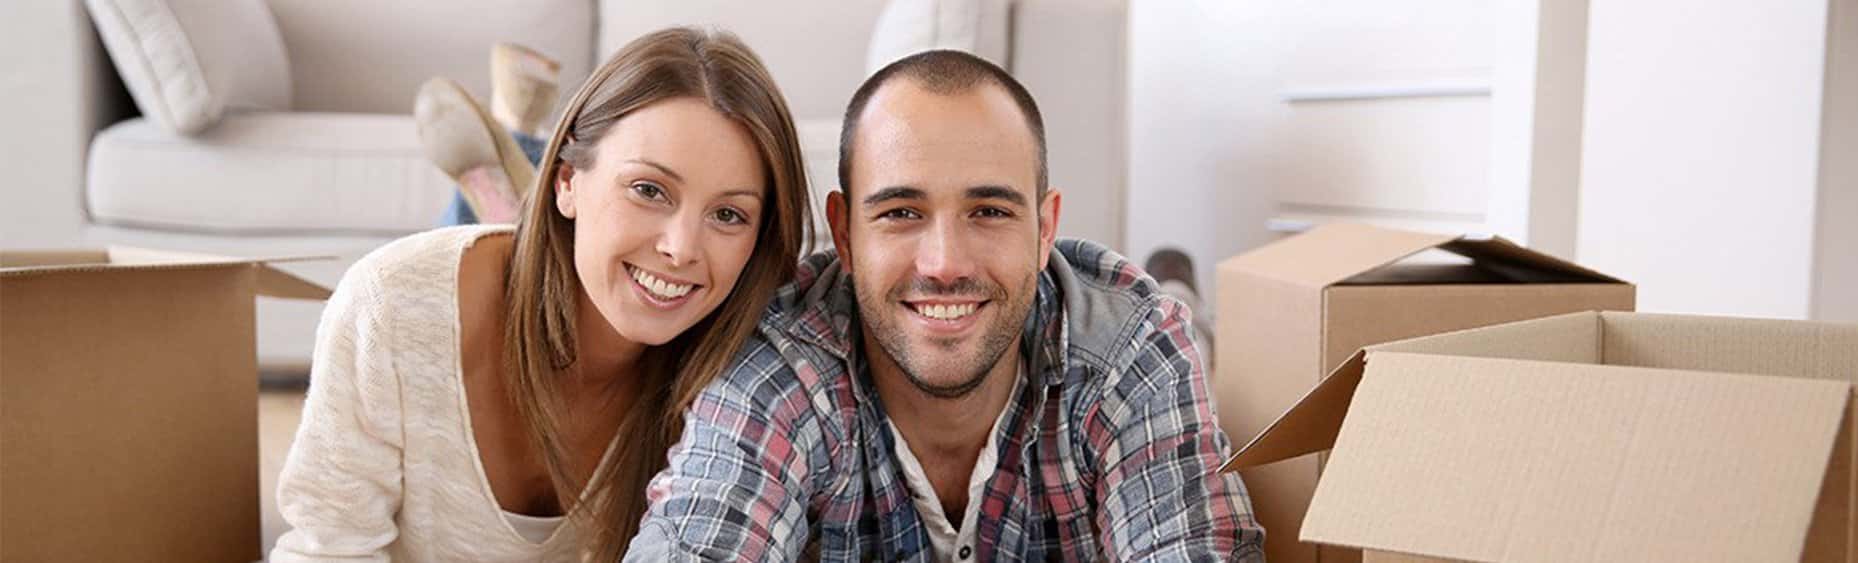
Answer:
[{"left": 271, "top": 225, "right": 586, "bottom": 562}]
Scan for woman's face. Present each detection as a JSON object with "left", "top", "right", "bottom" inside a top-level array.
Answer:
[{"left": 555, "top": 97, "right": 766, "bottom": 346}]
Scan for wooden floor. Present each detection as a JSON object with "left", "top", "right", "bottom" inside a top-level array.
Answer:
[{"left": 258, "top": 391, "right": 307, "bottom": 556}]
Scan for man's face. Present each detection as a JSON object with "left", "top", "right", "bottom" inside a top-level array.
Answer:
[{"left": 828, "top": 80, "right": 1060, "bottom": 398}]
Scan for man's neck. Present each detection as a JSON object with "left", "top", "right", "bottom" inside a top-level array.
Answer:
[
  {"left": 869, "top": 339, "right": 1022, "bottom": 522},
  {"left": 871, "top": 344, "right": 1021, "bottom": 460}
]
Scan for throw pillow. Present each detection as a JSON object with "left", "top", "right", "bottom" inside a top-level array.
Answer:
[{"left": 86, "top": 0, "right": 292, "bottom": 135}]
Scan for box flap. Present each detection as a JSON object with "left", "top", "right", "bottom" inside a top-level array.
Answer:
[
  {"left": 1369, "top": 310, "right": 1603, "bottom": 363},
  {"left": 1221, "top": 311, "right": 1608, "bottom": 472},
  {"left": 0, "top": 250, "right": 111, "bottom": 269},
  {"left": 1303, "top": 352, "right": 1851, "bottom": 562},
  {"left": 1598, "top": 311, "right": 1858, "bottom": 380},
  {"left": 0, "top": 246, "right": 332, "bottom": 300},
  {"left": 1222, "top": 351, "right": 1367, "bottom": 471},
  {"left": 1438, "top": 235, "right": 1624, "bottom": 283},
  {"left": 254, "top": 264, "right": 335, "bottom": 300},
  {"left": 1220, "top": 223, "right": 1459, "bottom": 288}
]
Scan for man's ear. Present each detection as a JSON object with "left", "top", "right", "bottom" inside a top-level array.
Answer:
[
  {"left": 554, "top": 163, "right": 577, "bottom": 219},
  {"left": 826, "top": 189, "right": 853, "bottom": 269},
  {"left": 1037, "top": 188, "right": 1063, "bottom": 270}
]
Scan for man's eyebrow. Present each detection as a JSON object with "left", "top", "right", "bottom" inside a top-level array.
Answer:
[
  {"left": 862, "top": 186, "right": 925, "bottom": 206},
  {"left": 625, "top": 158, "right": 685, "bottom": 183},
  {"left": 966, "top": 185, "right": 1028, "bottom": 207}
]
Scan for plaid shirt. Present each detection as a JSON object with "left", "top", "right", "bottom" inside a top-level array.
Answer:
[{"left": 627, "top": 239, "right": 1266, "bottom": 562}]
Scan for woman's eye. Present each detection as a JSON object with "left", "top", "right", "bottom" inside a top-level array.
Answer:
[
  {"left": 713, "top": 207, "right": 748, "bottom": 225},
  {"left": 631, "top": 182, "right": 667, "bottom": 201}
]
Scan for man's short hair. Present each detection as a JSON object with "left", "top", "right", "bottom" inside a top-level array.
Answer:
[{"left": 837, "top": 50, "right": 1048, "bottom": 199}]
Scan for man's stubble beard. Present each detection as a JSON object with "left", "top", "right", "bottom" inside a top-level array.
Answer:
[{"left": 852, "top": 270, "right": 1036, "bottom": 399}]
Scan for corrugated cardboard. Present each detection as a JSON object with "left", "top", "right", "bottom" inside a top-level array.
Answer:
[
  {"left": 1, "top": 247, "right": 329, "bottom": 562},
  {"left": 1215, "top": 223, "right": 1635, "bottom": 563},
  {"left": 1226, "top": 311, "right": 1858, "bottom": 563}
]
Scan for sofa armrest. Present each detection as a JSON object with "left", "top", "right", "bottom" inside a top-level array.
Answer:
[{"left": 0, "top": 1, "right": 135, "bottom": 248}]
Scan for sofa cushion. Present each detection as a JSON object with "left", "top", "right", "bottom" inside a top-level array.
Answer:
[
  {"left": 265, "top": 0, "right": 595, "bottom": 115},
  {"left": 84, "top": 0, "right": 293, "bottom": 135},
  {"left": 87, "top": 113, "right": 455, "bottom": 234}
]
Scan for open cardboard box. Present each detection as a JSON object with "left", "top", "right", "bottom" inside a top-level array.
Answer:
[
  {"left": 1215, "top": 223, "right": 1636, "bottom": 562},
  {"left": 1, "top": 246, "right": 329, "bottom": 562},
  {"left": 1224, "top": 311, "right": 1858, "bottom": 562}
]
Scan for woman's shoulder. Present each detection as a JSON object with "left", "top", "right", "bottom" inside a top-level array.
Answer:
[
  {"left": 320, "top": 226, "right": 514, "bottom": 335},
  {"left": 346, "top": 225, "right": 514, "bottom": 295}
]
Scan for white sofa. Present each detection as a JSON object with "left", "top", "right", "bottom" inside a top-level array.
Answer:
[{"left": 10, "top": 0, "right": 1128, "bottom": 372}]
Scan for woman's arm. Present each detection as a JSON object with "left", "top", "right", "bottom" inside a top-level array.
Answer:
[{"left": 270, "top": 267, "right": 407, "bottom": 563}]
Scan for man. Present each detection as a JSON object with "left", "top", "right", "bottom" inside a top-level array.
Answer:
[{"left": 627, "top": 50, "right": 1264, "bottom": 561}]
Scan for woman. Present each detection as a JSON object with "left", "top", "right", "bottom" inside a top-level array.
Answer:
[{"left": 271, "top": 27, "right": 811, "bottom": 562}]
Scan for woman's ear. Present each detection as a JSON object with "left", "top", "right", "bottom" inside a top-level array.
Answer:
[{"left": 554, "top": 163, "right": 578, "bottom": 219}]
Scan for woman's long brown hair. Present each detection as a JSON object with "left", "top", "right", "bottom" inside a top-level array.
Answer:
[{"left": 501, "top": 27, "right": 810, "bottom": 560}]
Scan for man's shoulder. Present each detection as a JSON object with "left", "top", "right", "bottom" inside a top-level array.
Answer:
[
  {"left": 1052, "top": 238, "right": 1162, "bottom": 300},
  {"left": 764, "top": 246, "right": 847, "bottom": 318},
  {"left": 1047, "top": 238, "right": 1175, "bottom": 366},
  {"left": 706, "top": 308, "right": 862, "bottom": 435},
  {"left": 1048, "top": 238, "right": 1204, "bottom": 405}
]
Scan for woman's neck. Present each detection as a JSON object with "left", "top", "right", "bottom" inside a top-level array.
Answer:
[{"left": 568, "top": 288, "right": 645, "bottom": 390}]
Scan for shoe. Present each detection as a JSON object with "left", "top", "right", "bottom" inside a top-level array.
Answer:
[
  {"left": 1144, "top": 247, "right": 1198, "bottom": 294},
  {"left": 414, "top": 77, "right": 535, "bottom": 224},
  {"left": 490, "top": 43, "right": 561, "bottom": 136}
]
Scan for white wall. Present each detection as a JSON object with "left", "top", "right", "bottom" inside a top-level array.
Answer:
[
  {"left": 1578, "top": 0, "right": 1835, "bottom": 319},
  {"left": 1126, "top": 2, "right": 1272, "bottom": 292}
]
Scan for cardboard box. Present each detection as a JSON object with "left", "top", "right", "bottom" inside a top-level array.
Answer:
[
  {"left": 1214, "top": 223, "right": 1636, "bottom": 563},
  {"left": 1, "top": 247, "right": 328, "bottom": 562},
  {"left": 1224, "top": 311, "right": 1858, "bottom": 562}
]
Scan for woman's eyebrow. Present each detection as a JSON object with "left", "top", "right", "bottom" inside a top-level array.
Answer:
[{"left": 624, "top": 158, "right": 684, "bottom": 183}]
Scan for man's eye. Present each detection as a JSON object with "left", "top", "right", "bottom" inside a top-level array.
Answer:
[
  {"left": 975, "top": 207, "right": 1013, "bottom": 219},
  {"left": 877, "top": 208, "right": 921, "bottom": 220},
  {"left": 631, "top": 182, "right": 667, "bottom": 201}
]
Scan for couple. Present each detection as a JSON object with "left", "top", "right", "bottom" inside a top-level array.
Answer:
[{"left": 272, "top": 27, "right": 1264, "bottom": 562}]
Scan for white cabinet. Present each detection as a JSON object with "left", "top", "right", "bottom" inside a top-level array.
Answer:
[{"left": 1190, "top": 0, "right": 1587, "bottom": 251}]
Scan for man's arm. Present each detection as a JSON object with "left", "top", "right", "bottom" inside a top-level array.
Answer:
[
  {"left": 625, "top": 337, "right": 833, "bottom": 562},
  {"left": 1086, "top": 297, "right": 1267, "bottom": 562}
]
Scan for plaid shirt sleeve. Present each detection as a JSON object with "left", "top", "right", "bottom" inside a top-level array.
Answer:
[
  {"left": 1086, "top": 295, "right": 1267, "bottom": 562},
  {"left": 625, "top": 335, "right": 831, "bottom": 562}
]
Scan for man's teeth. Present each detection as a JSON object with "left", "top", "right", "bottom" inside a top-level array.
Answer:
[
  {"left": 917, "top": 302, "right": 978, "bottom": 320},
  {"left": 631, "top": 267, "right": 693, "bottom": 299}
]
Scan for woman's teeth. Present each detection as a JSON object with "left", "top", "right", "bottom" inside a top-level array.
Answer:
[
  {"left": 631, "top": 266, "right": 693, "bottom": 299},
  {"left": 917, "top": 302, "right": 978, "bottom": 320}
]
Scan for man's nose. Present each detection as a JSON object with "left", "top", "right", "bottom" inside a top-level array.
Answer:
[{"left": 914, "top": 217, "right": 977, "bottom": 286}]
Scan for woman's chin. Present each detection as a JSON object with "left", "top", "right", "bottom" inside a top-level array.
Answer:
[{"left": 612, "top": 324, "right": 680, "bottom": 347}]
